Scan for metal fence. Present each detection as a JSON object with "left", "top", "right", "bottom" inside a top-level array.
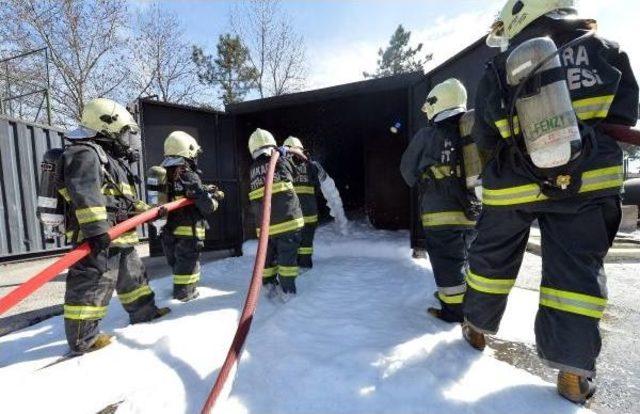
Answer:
[{"left": 0, "top": 115, "right": 66, "bottom": 259}]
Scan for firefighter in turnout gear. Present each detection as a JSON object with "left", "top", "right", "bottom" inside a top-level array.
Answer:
[
  {"left": 61, "top": 98, "right": 170, "bottom": 354},
  {"left": 462, "top": 0, "right": 639, "bottom": 404},
  {"left": 400, "top": 79, "right": 480, "bottom": 323},
  {"left": 152, "top": 131, "right": 221, "bottom": 302},
  {"left": 283, "top": 137, "right": 321, "bottom": 269},
  {"left": 249, "top": 129, "right": 304, "bottom": 301}
]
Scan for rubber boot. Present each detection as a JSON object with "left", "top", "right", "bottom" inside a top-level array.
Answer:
[
  {"left": 71, "top": 333, "right": 113, "bottom": 356},
  {"left": 462, "top": 321, "right": 486, "bottom": 351},
  {"left": 263, "top": 278, "right": 279, "bottom": 300},
  {"left": 427, "top": 307, "right": 463, "bottom": 323},
  {"left": 557, "top": 371, "right": 596, "bottom": 404},
  {"left": 177, "top": 289, "right": 200, "bottom": 303},
  {"left": 153, "top": 307, "right": 171, "bottom": 320}
]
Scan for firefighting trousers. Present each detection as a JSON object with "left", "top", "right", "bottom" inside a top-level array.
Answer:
[
  {"left": 264, "top": 230, "right": 302, "bottom": 294},
  {"left": 464, "top": 196, "right": 621, "bottom": 377},
  {"left": 64, "top": 246, "right": 158, "bottom": 352},
  {"left": 162, "top": 233, "right": 203, "bottom": 300},
  {"left": 424, "top": 228, "right": 476, "bottom": 319},
  {"left": 298, "top": 223, "right": 317, "bottom": 268}
]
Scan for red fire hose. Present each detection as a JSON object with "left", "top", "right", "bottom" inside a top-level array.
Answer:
[
  {"left": 201, "top": 151, "right": 280, "bottom": 413},
  {"left": 0, "top": 198, "right": 194, "bottom": 316},
  {"left": 601, "top": 123, "right": 640, "bottom": 146}
]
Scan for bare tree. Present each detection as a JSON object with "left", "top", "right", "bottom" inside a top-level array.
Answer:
[
  {"left": 130, "top": 2, "right": 205, "bottom": 104},
  {"left": 231, "top": 0, "right": 307, "bottom": 98},
  {"left": 0, "top": 0, "right": 130, "bottom": 125}
]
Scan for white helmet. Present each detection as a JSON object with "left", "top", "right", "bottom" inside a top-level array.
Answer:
[
  {"left": 422, "top": 79, "right": 467, "bottom": 122},
  {"left": 487, "top": 0, "right": 578, "bottom": 49},
  {"left": 66, "top": 98, "right": 139, "bottom": 140},
  {"left": 283, "top": 136, "right": 304, "bottom": 149},
  {"left": 164, "top": 131, "right": 202, "bottom": 159},
  {"left": 248, "top": 128, "right": 277, "bottom": 157}
]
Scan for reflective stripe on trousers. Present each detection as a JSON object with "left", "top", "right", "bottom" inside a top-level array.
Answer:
[
  {"left": 466, "top": 270, "right": 516, "bottom": 295},
  {"left": 540, "top": 286, "right": 607, "bottom": 319},
  {"left": 422, "top": 211, "right": 476, "bottom": 227},
  {"left": 256, "top": 217, "right": 305, "bottom": 237},
  {"left": 64, "top": 304, "right": 107, "bottom": 320}
]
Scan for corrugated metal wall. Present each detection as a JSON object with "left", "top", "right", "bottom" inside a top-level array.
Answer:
[{"left": 0, "top": 115, "right": 66, "bottom": 258}]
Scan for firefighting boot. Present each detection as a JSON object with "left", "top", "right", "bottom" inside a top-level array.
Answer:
[
  {"left": 176, "top": 289, "right": 200, "bottom": 303},
  {"left": 557, "top": 371, "right": 596, "bottom": 404},
  {"left": 427, "top": 307, "right": 463, "bottom": 323},
  {"left": 152, "top": 307, "right": 172, "bottom": 320},
  {"left": 462, "top": 321, "right": 486, "bottom": 351},
  {"left": 263, "top": 278, "right": 279, "bottom": 300},
  {"left": 278, "top": 277, "right": 297, "bottom": 303}
]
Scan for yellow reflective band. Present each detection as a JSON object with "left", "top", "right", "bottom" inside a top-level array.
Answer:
[
  {"left": 540, "top": 287, "right": 607, "bottom": 319},
  {"left": 118, "top": 285, "right": 153, "bottom": 305},
  {"left": 421, "top": 211, "right": 475, "bottom": 227},
  {"left": 304, "top": 215, "right": 319, "bottom": 224},
  {"left": 112, "top": 231, "right": 139, "bottom": 245},
  {"left": 580, "top": 165, "right": 624, "bottom": 193},
  {"left": 249, "top": 181, "right": 295, "bottom": 201},
  {"left": 58, "top": 187, "right": 71, "bottom": 202},
  {"left": 173, "top": 226, "right": 206, "bottom": 239},
  {"left": 64, "top": 304, "right": 107, "bottom": 320},
  {"left": 103, "top": 182, "right": 137, "bottom": 197},
  {"left": 278, "top": 266, "right": 299, "bottom": 277},
  {"left": 263, "top": 267, "right": 277, "bottom": 277},
  {"left": 256, "top": 217, "right": 305, "bottom": 237},
  {"left": 483, "top": 165, "right": 623, "bottom": 206},
  {"left": 573, "top": 95, "right": 614, "bottom": 121},
  {"left": 495, "top": 117, "right": 521, "bottom": 139},
  {"left": 438, "top": 292, "right": 465, "bottom": 304},
  {"left": 173, "top": 273, "right": 201, "bottom": 285},
  {"left": 298, "top": 247, "right": 313, "bottom": 255},
  {"left": 295, "top": 185, "right": 316, "bottom": 195},
  {"left": 467, "top": 271, "right": 516, "bottom": 295},
  {"left": 423, "top": 165, "right": 461, "bottom": 180},
  {"left": 75, "top": 206, "right": 107, "bottom": 224}
]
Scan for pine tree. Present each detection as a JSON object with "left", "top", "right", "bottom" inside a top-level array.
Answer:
[
  {"left": 192, "top": 34, "right": 258, "bottom": 106},
  {"left": 363, "top": 25, "right": 432, "bottom": 79}
]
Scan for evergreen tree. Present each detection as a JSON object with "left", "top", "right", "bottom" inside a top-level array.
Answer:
[
  {"left": 364, "top": 25, "right": 432, "bottom": 79},
  {"left": 192, "top": 34, "right": 258, "bottom": 106}
]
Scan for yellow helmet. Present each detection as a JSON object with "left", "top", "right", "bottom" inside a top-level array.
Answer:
[
  {"left": 163, "top": 131, "right": 202, "bottom": 159},
  {"left": 422, "top": 78, "right": 467, "bottom": 122},
  {"left": 283, "top": 136, "right": 304, "bottom": 149},
  {"left": 66, "top": 98, "right": 139, "bottom": 140},
  {"left": 487, "top": 0, "right": 578, "bottom": 48},
  {"left": 248, "top": 128, "right": 277, "bottom": 155}
]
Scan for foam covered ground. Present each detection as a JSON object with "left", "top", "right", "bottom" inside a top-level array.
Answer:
[{"left": 0, "top": 222, "right": 591, "bottom": 414}]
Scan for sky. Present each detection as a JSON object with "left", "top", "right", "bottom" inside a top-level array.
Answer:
[{"left": 130, "top": 0, "right": 640, "bottom": 92}]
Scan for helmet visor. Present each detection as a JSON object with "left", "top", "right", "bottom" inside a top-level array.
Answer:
[
  {"left": 486, "top": 21, "right": 509, "bottom": 49},
  {"left": 66, "top": 126, "right": 98, "bottom": 140}
]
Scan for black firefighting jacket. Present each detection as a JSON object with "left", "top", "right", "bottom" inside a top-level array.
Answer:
[
  {"left": 473, "top": 21, "right": 639, "bottom": 211},
  {"left": 400, "top": 120, "right": 478, "bottom": 230},
  {"left": 285, "top": 153, "right": 320, "bottom": 226},
  {"left": 249, "top": 153, "right": 304, "bottom": 236},
  {"left": 60, "top": 141, "right": 142, "bottom": 247},
  {"left": 164, "top": 164, "right": 217, "bottom": 240}
]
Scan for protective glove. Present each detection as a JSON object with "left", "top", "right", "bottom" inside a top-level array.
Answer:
[
  {"left": 156, "top": 205, "right": 168, "bottom": 220},
  {"left": 134, "top": 200, "right": 151, "bottom": 213},
  {"left": 87, "top": 233, "right": 111, "bottom": 252},
  {"left": 276, "top": 146, "right": 288, "bottom": 157}
]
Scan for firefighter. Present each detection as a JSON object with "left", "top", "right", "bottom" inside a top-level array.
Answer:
[
  {"left": 283, "top": 137, "right": 321, "bottom": 269},
  {"left": 61, "top": 98, "right": 170, "bottom": 354},
  {"left": 400, "top": 79, "right": 480, "bottom": 323},
  {"left": 248, "top": 129, "right": 304, "bottom": 301},
  {"left": 149, "top": 131, "right": 221, "bottom": 302},
  {"left": 462, "top": 0, "right": 638, "bottom": 404}
]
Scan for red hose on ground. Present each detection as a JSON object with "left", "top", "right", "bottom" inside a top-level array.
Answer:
[
  {"left": 0, "top": 198, "right": 193, "bottom": 316},
  {"left": 201, "top": 151, "right": 280, "bottom": 414}
]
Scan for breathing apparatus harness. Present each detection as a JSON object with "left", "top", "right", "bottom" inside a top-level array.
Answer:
[{"left": 495, "top": 29, "right": 598, "bottom": 199}]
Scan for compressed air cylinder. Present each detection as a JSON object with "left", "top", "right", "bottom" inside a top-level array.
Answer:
[
  {"left": 506, "top": 36, "right": 582, "bottom": 169},
  {"left": 37, "top": 148, "right": 65, "bottom": 242},
  {"left": 459, "top": 109, "right": 482, "bottom": 189}
]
